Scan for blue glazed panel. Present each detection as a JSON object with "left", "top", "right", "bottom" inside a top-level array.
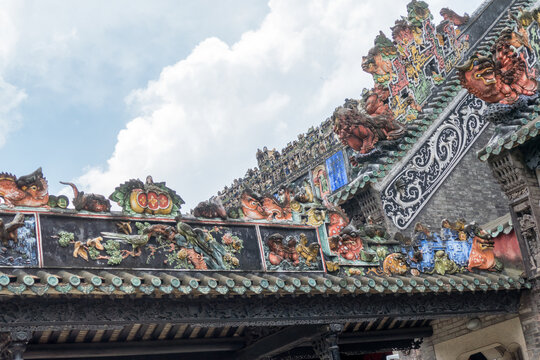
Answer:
[{"left": 326, "top": 151, "right": 348, "bottom": 193}]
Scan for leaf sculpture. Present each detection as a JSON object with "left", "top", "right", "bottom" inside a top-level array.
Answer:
[
  {"left": 86, "top": 237, "right": 104, "bottom": 250},
  {"left": 73, "top": 241, "right": 89, "bottom": 261},
  {"left": 57, "top": 231, "right": 74, "bottom": 247}
]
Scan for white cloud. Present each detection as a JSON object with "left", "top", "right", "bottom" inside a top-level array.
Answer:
[
  {"left": 0, "top": 78, "right": 26, "bottom": 146},
  {"left": 77, "top": 0, "right": 483, "bottom": 211},
  {"left": 0, "top": 3, "right": 26, "bottom": 147}
]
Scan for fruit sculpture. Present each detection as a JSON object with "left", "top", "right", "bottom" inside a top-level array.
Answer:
[
  {"left": 130, "top": 188, "right": 172, "bottom": 214},
  {"left": 109, "top": 175, "right": 184, "bottom": 216}
]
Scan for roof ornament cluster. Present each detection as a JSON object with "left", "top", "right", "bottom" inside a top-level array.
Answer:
[
  {"left": 324, "top": 215, "right": 514, "bottom": 278},
  {"left": 457, "top": 8, "right": 540, "bottom": 147},
  {"left": 0, "top": 169, "right": 186, "bottom": 219},
  {"left": 215, "top": 1, "right": 472, "bottom": 211},
  {"left": 334, "top": 0, "right": 470, "bottom": 181}
]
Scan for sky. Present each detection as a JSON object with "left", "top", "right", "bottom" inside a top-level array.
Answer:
[{"left": 0, "top": 0, "right": 483, "bottom": 211}]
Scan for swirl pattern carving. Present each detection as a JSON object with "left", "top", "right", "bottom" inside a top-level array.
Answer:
[{"left": 382, "top": 94, "right": 488, "bottom": 229}]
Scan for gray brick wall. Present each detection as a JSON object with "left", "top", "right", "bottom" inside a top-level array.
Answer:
[
  {"left": 397, "top": 313, "right": 518, "bottom": 359},
  {"left": 387, "top": 125, "right": 509, "bottom": 235},
  {"left": 519, "top": 285, "right": 540, "bottom": 360}
]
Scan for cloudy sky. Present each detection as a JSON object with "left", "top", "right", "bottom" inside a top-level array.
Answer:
[{"left": 0, "top": 0, "right": 482, "bottom": 211}]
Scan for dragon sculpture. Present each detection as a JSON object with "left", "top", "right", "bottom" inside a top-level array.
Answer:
[
  {"left": 361, "top": 32, "right": 396, "bottom": 85},
  {"left": 464, "top": 222, "right": 503, "bottom": 271},
  {"left": 455, "top": 10, "right": 540, "bottom": 151},
  {"left": 0, "top": 168, "right": 49, "bottom": 208},
  {"left": 457, "top": 51, "right": 536, "bottom": 106}
]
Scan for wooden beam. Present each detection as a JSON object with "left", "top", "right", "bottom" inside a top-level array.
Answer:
[
  {"left": 257, "top": 327, "right": 434, "bottom": 359},
  {"left": 339, "top": 326, "right": 433, "bottom": 344},
  {"left": 24, "top": 337, "right": 245, "bottom": 359},
  {"left": 235, "top": 325, "right": 328, "bottom": 360}
]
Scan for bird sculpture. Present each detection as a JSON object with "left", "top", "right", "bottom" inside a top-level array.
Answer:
[
  {"left": 101, "top": 228, "right": 152, "bottom": 256},
  {"left": 175, "top": 222, "right": 212, "bottom": 256}
]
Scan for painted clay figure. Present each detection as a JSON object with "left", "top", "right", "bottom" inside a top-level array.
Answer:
[
  {"left": 431, "top": 250, "right": 461, "bottom": 275},
  {"left": 110, "top": 176, "right": 184, "bottom": 216},
  {"left": 0, "top": 168, "right": 49, "bottom": 208},
  {"left": 329, "top": 225, "right": 364, "bottom": 261},
  {"left": 240, "top": 188, "right": 292, "bottom": 221},
  {"left": 327, "top": 210, "right": 349, "bottom": 237},
  {"left": 332, "top": 98, "right": 405, "bottom": 154},
  {"left": 193, "top": 196, "right": 227, "bottom": 220},
  {"left": 383, "top": 253, "right": 408, "bottom": 275},
  {"left": 0, "top": 213, "right": 25, "bottom": 246},
  {"left": 60, "top": 181, "right": 111, "bottom": 213},
  {"left": 440, "top": 8, "right": 469, "bottom": 26},
  {"left": 266, "top": 233, "right": 299, "bottom": 266},
  {"left": 296, "top": 233, "right": 320, "bottom": 266},
  {"left": 464, "top": 222, "right": 502, "bottom": 271},
  {"left": 457, "top": 29, "right": 537, "bottom": 106}
]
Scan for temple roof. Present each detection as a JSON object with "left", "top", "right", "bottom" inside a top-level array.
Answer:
[
  {"left": 478, "top": 117, "right": 540, "bottom": 161},
  {"left": 0, "top": 0, "right": 532, "bottom": 310},
  {"left": 481, "top": 213, "right": 514, "bottom": 237},
  {"left": 0, "top": 1, "right": 536, "bottom": 358}
]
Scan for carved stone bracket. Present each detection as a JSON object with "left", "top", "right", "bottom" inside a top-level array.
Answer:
[
  {"left": 490, "top": 151, "right": 532, "bottom": 201},
  {"left": 0, "top": 330, "right": 33, "bottom": 360},
  {"left": 312, "top": 324, "right": 344, "bottom": 360},
  {"left": 513, "top": 201, "right": 540, "bottom": 277},
  {"left": 489, "top": 150, "right": 540, "bottom": 278}
]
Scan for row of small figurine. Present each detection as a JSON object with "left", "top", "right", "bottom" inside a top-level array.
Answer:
[
  {"left": 0, "top": 168, "right": 184, "bottom": 217},
  {"left": 0, "top": 168, "right": 324, "bottom": 225}
]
